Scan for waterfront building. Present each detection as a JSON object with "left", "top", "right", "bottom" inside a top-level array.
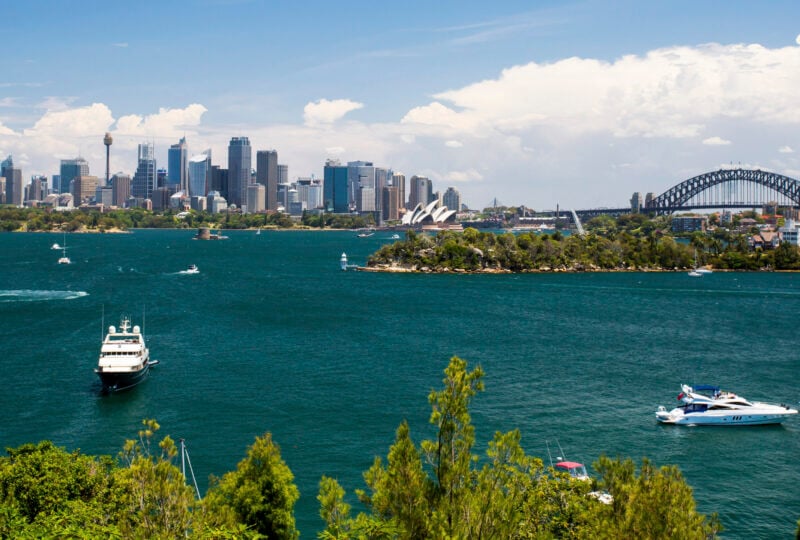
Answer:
[
  {"left": 59, "top": 158, "right": 89, "bottom": 196},
  {"left": 374, "top": 167, "right": 388, "bottom": 216},
  {"left": 207, "top": 190, "right": 227, "bottom": 214},
  {"left": 671, "top": 215, "right": 707, "bottom": 233},
  {"left": 408, "top": 175, "right": 433, "bottom": 209},
  {"left": 168, "top": 137, "right": 188, "bottom": 193},
  {"left": 323, "top": 159, "right": 349, "bottom": 213},
  {"left": 277, "top": 182, "right": 289, "bottom": 209},
  {"left": 191, "top": 195, "right": 207, "bottom": 212},
  {"left": 256, "top": 149, "right": 278, "bottom": 211},
  {"left": 228, "top": 137, "right": 251, "bottom": 208},
  {"left": 296, "top": 177, "right": 323, "bottom": 210},
  {"left": 246, "top": 183, "right": 266, "bottom": 213},
  {"left": 73, "top": 175, "right": 99, "bottom": 205},
  {"left": 150, "top": 186, "right": 171, "bottom": 210},
  {"left": 188, "top": 151, "right": 211, "bottom": 198},
  {"left": 442, "top": 187, "right": 461, "bottom": 214},
  {"left": 401, "top": 198, "right": 457, "bottom": 227},
  {"left": 0, "top": 177, "right": 4, "bottom": 204},
  {"left": 779, "top": 219, "right": 800, "bottom": 246},
  {"left": 111, "top": 173, "right": 131, "bottom": 207},
  {"left": 131, "top": 143, "right": 156, "bottom": 200}
]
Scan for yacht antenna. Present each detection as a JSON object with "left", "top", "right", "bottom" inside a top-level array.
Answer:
[
  {"left": 180, "top": 439, "right": 201, "bottom": 499},
  {"left": 101, "top": 304, "right": 105, "bottom": 342}
]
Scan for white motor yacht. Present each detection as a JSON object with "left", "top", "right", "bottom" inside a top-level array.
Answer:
[
  {"left": 656, "top": 384, "right": 797, "bottom": 426},
  {"left": 95, "top": 316, "right": 157, "bottom": 392}
]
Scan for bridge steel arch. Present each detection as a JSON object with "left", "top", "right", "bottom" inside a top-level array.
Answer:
[{"left": 646, "top": 168, "right": 800, "bottom": 214}]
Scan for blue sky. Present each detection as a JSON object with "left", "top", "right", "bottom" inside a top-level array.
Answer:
[{"left": 2, "top": 0, "right": 800, "bottom": 209}]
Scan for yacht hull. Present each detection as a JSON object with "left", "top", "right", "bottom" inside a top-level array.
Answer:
[
  {"left": 96, "top": 363, "right": 150, "bottom": 392},
  {"left": 656, "top": 408, "right": 796, "bottom": 426}
]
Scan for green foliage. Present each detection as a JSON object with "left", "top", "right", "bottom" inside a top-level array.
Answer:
[
  {"left": 593, "top": 456, "right": 722, "bottom": 539},
  {"left": 113, "top": 419, "right": 196, "bottom": 538},
  {"left": 203, "top": 432, "right": 299, "bottom": 539},
  {"left": 317, "top": 357, "right": 721, "bottom": 539}
]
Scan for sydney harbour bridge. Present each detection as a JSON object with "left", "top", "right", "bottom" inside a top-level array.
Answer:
[{"left": 570, "top": 168, "right": 800, "bottom": 221}]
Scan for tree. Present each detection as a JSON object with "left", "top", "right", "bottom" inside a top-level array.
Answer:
[
  {"left": 114, "top": 419, "right": 196, "bottom": 538},
  {"left": 203, "top": 432, "right": 299, "bottom": 539}
]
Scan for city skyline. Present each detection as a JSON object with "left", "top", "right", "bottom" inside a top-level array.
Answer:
[{"left": 1, "top": 1, "right": 800, "bottom": 209}]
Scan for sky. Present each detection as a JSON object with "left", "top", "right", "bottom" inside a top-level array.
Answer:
[{"left": 2, "top": 0, "right": 800, "bottom": 210}]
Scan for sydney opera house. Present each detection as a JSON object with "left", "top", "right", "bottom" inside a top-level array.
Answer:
[{"left": 400, "top": 199, "right": 459, "bottom": 229}]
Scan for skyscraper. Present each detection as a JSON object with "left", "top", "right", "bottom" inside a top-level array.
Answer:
[
  {"left": 347, "top": 161, "right": 374, "bottom": 212},
  {"left": 408, "top": 175, "right": 433, "bottom": 209},
  {"left": 1, "top": 156, "right": 22, "bottom": 206},
  {"left": 188, "top": 150, "right": 211, "bottom": 198},
  {"left": 131, "top": 143, "right": 156, "bottom": 200},
  {"left": 323, "top": 159, "right": 349, "bottom": 213},
  {"left": 228, "top": 137, "right": 251, "bottom": 208},
  {"left": 59, "top": 158, "right": 89, "bottom": 195},
  {"left": 442, "top": 187, "right": 461, "bottom": 213},
  {"left": 256, "top": 149, "right": 278, "bottom": 210},
  {"left": 168, "top": 137, "right": 188, "bottom": 193},
  {"left": 111, "top": 173, "right": 131, "bottom": 207},
  {"left": 392, "top": 172, "right": 406, "bottom": 211}
]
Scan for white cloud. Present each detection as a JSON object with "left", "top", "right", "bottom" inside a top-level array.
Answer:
[
  {"left": 444, "top": 169, "right": 483, "bottom": 182},
  {"left": 115, "top": 104, "right": 207, "bottom": 137},
  {"left": 779, "top": 145, "right": 794, "bottom": 153},
  {"left": 444, "top": 140, "right": 463, "bottom": 148},
  {"left": 796, "top": 34, "right": 800, "bottom": 46},
  {"left": 303, "top": 98, "right": 363, "bottom": 126},
  {"left": 702, "top": 136, "right": 731, "bottom": 146},
  {"left": 324, "top": 146, "right": 345, "bottom": 155},
  {"left": 112, "top": 42, "right": 128, "bottom": 48}
]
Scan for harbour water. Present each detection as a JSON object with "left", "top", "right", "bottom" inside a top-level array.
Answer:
[{"left": 1, "top": 229, "right": 798, "bottom": 539}]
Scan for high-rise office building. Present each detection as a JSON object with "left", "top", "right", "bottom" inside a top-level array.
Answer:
[
  {"left": 347, "top": 161, "right": 374, "bottom": 212},
  {"left": 323, "top": 159, "right": 349, "bottom": 213},
  {"left": 246, "top": 183, "right": 266, "bottom": 213},
  {"left": 27, "top": 175, "right": 47, "bottom": 202},
  {"left": 188, "top": 150, "right": 212, "bottom": 198},
  {"left": 111, "top": 173, "right": 131, "bottom": 207},
  {"left": 73, "top": 175, "right": 99, "bottom": 204},
  {"left": 392, "top": 172, "right": 406, "bottom": 212},
  {"left": 442, "top": 187, "right": 461, "bottom": 213},
  {"left": 374, "top": 167, "right": 389, "bottom": 215},
  {"left": 408, "top": 175, "right": 433, "bottom": 209},
  {"left": 59, "top": 158, "right": 89, "bottom": 196},
  {"left": 168, "top": 137, "right": 188, "bottom": 193},
  {"left": 228, "top": 137, "right": 251, "bottom": 208},
  {"left": 256, "top": 149, "right": 278, "bottom": 210},
  {"left": 2, "top": 156, "right": 22, "bottom": 206},
  {"left": 382, "top": 186, "right": 399, "bottom": 221},
  {"left": 210, "top": 166, "right": 228, "bottom": 200},
  {"left": 278, "top": 164, "right": 288, "bottom": 185},
  {"left": 131, "top": 143, "right": 157, "bottom": 200}
]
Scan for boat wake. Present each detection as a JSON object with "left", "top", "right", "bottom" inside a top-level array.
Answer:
[{"left": 0, "top": 290, "right": 89, "bottom": 302}]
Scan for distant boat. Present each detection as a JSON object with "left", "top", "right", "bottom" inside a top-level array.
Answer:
[
  {"left": 185, "top": 264, "right": 199, "bottom": 274},
  {"left": 57, "top": 233, "right": 71, "bottom": 265},
  {"left": 696, "top": 268, "right": 713, "bottom": 274},
  {"left": 95, "top": 316, "right": 158, "bottom": 392},
  {"left": 688, "top": 270, "right": 702, "bottom": 277},
  {"left": 51, "top": 243, "right": 61, "bottom": 250},
  {"left": 357, "top": 232, "right": 374, "bottom": 238},
  {"left": 390, "top": 233, "right": 400, "bottom": 240},
  {"left": 340, "top": 252, "right": 348, "bottom": 271},
  {"left": 256, "top": 228, "right": 261, "bottom": 235}
]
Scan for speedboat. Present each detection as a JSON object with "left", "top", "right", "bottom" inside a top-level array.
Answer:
[
  {"left": 95, "top": 316, "right": 157, "bottom": 392},
  {"left": 656, "top": 384, "right": 798, "bottom": 426},
  {"left": 185, "top": 264, "right": 199, "bottom": 274},
  {"left": 51, "top": 243, "right": 61, "bottom": 250},
  {"left": 357, "top": 231, "right": 374, "bottom": 238},
  {"left": 390, "top": 233, "right": 400, "bottom": 240},
  {"left": 688, "top": 270, "right": 702, "bottom": 277}
]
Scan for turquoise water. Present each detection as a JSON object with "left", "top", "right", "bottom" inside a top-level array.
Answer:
[{"left": 1, "top": 229, "right": 799, "bottom": 539}]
